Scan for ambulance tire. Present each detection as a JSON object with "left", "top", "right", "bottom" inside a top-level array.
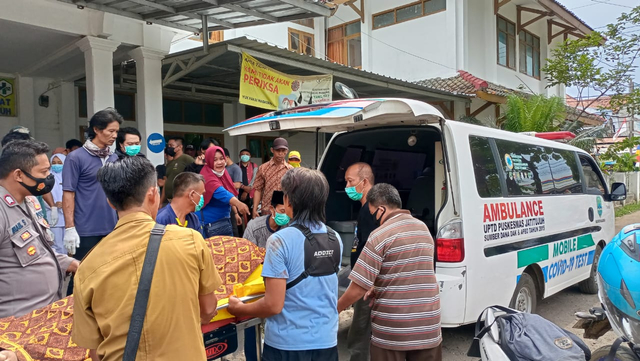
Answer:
[
  {"left": 590, "top": 345, "right": 638, "bottom": 361},
  {"left": 509, "top": 273, "right": 537, "bottom": 314},
  {"left": 578, "top": 245, "right": 602, "bottom": 295}
]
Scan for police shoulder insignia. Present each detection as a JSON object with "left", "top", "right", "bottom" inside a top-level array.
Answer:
[
  {"left": 21, "top": 231, "right": 32, "bottom": 241},
  {"left": 3, "top": 195, "right": 16, "bottom": 206}
]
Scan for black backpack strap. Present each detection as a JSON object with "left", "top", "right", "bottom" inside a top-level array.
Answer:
[
  {"left": 285, "top": 224, "right": 341, "bottom": 290},
  {"left": 122, "top": 223, "right": 166, "bottom": 361},
  {"left": 326, "top": 226, "right": 340, "bottom": 273},
  {"left": 286, "top": 224, "right": 313, "bottom": 290}
]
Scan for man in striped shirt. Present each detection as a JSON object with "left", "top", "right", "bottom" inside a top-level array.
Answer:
[{"left": 338, "top": 183, "right": 442, "bottom": 361}]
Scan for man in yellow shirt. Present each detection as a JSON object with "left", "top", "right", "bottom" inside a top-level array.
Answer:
[{"left": 72, "top": 156, "right": 221, "bottom": 361}]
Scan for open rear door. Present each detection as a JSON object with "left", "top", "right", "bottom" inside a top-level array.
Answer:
[{"left": 224, "top": 98, "right": 445, "bottom": 136}]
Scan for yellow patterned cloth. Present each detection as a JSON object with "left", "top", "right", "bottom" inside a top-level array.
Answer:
[
  {"left": 0, "top": 237, "right": 265, "bottom": 361},
  {"left": 0, "top": 297, "right": 89, "bottom": 361}
]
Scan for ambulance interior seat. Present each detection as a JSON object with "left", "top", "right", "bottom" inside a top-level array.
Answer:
[{"left": 407, "top": 167, "right": 435, "bottom": 235}]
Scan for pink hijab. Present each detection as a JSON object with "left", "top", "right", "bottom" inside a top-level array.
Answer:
[{"left": 201, "top": 146, "right": 238, "bottom": 207}]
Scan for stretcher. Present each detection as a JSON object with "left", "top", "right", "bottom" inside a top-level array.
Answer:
[{"left": 202, "top": 263, "right": 266, "bottom": 360}]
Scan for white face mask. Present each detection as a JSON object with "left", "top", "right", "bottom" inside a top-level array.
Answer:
[{"left": 212, "top": 168, "right": 225, "bottom": 177}]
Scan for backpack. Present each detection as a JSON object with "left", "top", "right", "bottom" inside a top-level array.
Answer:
[
  {"left": 468, "top": 306, "right": 591, "bottom": 361},
  {"left": 286, "top": 224, "right": 341, "bottom": 290}
]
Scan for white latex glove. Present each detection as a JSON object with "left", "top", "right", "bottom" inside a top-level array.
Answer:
[
  {"left": 49, "top": 206, "right": 59, "bottom": 227},
  {"left": 64, "top": 227, "right": 80, "bottom": 255},
  {"left": 46, "top": 229, "right": 55, "bottom": 243}
]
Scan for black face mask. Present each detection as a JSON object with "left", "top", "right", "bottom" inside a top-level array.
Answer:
[
  {"left": 165, "top": 146, "right": 176, "bottom": 157},
  {"left": 19, "top": 171, "right": 55, "bottom": 196},
  {"left": 373, "top": 206, "right": 386, "bottom": 227}
]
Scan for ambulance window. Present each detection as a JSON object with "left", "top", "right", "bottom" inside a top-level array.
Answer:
[
  {"left": 469, "top": 136, "right": 501, "bottom": 198},
  {"left": 495, "top": 140, "right": 583, "bottom": 195},
  {"left": 580, "top": 156, "right": 606, "bottom": 195},
  {"left": 545, "top": 149, "right": 582, "bottom": 194},
  {"left": 495, "top": 140, "right": 547, "bottom": 196}
]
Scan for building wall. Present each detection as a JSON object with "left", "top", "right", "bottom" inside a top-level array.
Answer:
[
  {"left": 464, "top": 0, "right": 566, "bottom": 98},
  {"left": 0, "top": 74, "right": 79, "bottom": 149}
]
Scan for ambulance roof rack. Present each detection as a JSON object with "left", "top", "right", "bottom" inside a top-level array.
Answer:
[{"left": 520, "top": 131, "right": 576, "bottom": 142}]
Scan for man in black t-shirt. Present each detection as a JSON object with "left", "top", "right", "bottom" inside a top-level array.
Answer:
[{"left": 344, "top": 162, "right": 376, "bottom": 361}]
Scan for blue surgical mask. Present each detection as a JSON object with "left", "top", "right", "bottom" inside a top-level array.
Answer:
[
  {"left": 240, "top": 155, "right": 251, "bottom": 163},
  {"left": 274, "top": 211, "right": 290, "bottom": 226},
  {"left": 51, "top": 164, "right": 64, "bottom": 173},
  {"left": 345, "top": 179, "right": 364, "bottom": 201},
  {"left": 125, "top": 145, "right": 141, "bottom": 156},
  {"left": 192, "top": 192, "right": 204, "bottom": 212}
]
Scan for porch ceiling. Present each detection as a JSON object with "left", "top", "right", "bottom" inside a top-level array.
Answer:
[{"left": 54, "top": 0, "right": 332, "bottom": 33}]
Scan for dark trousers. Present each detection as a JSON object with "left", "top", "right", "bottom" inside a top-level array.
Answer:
[
  {"left": 67, "top": 235, "right": 105, "bottom": 295},
  {"left": 244, "top": 325, "right": 258, "bottom": 361},
  {"left": 262, "top": 344, "right": 338, "bottom": 361},
  {"left": 370, "top": 344, "right": 442, "bottom": 361},
  {"left": 231, "top": 207, "right": 240, "bottom": 237},
  {"left": 347, "top": 298, "right": 372, "bottom": 361}
]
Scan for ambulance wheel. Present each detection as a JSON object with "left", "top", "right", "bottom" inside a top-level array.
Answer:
[
  {"left": 579, "top": 245, "right": 602, "bottom": 295},
  {"left": 591, "top": 345, "right": 639, "bottom": 361},
  {"left": 509, "top": 273, "right": 537, "bottom": 314}
]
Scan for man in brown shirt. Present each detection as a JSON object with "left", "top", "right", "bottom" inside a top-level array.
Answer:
[
  {"left": 251, "top": 137, "right": 293, "bottom": 218},
  {"left": 338, "top": 183, "right": 442, "bottom": 361},
  {"left": 72, "top": 156, "right": 221, "bottom": 361}
]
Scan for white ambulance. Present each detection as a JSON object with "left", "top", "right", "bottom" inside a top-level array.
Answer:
[{"left": 225, "top": 98, "right": 625, "bottom": 327}]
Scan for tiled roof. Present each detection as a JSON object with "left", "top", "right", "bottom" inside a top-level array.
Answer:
[
  {"left": 566, "top": 94, "right": 612, "bottom": 110},
  {"left": 415, "top": 70, "right": 524, "bottom": 97},
  {"left": 417, "top": 71, "right": 605, "bottom": 124}
]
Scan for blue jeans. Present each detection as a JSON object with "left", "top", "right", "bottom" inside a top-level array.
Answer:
[{"left": 203, "top": 217, "right": 233, "bottom": 238}]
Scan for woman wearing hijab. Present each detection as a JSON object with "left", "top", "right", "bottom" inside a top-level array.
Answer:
[
  {"left": 48, "top": 153, "right": 67, "bottom": 254},
  {"left": 199, "top": 146, "right": 250, "bottom": 238}
]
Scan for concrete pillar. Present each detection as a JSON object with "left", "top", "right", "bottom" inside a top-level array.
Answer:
[
  {"left": 76, "top": 36, "right": 120, "bottom": 117},
  {"left": 129, "top": 47, "right": 167, "bottom": 166},
  {"left": 17, "top": 76, "right": 35, "bottom": 136},
  {"left": 58, "top": 82, "right": 77, "bottom": 144},
  {"left": 223, "top": 103, "right": 237, "bottom": 156}
]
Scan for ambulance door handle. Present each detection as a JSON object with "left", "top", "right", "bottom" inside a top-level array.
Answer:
[{"left": 588, "top": 208, "right": 594, "bottom": 222}]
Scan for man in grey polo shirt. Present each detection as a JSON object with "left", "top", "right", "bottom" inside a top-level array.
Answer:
[{"left": 62, "top": 109, "right": 121, "bottom": 294}]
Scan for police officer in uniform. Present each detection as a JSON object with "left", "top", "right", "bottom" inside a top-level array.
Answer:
[{"left": 0, "top": 140, "right": 78, "bottom": 318}]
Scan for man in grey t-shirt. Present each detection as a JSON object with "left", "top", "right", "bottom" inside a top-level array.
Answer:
[{"left": 242, "top": 191, "right": 288, "bottom": 248}]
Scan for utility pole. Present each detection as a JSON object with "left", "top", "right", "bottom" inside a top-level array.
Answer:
[{"left": 631, "top": 81, "right": 635, "bottom": 137}]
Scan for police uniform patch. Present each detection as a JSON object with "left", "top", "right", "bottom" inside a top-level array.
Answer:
[
  {"left": 33, "top": 200, "right": 41, "bottom": 210},
  {"left": 27, "top": 246, "right": 37, "bottom": 256},
  {"left": 10, "top": 221, "right": 25, "bottom": 235},
  {"left": 21, "top": 231, "right": 32, "bottom": 241},
  {"left": 3, "top": 195, "right": 15, "bottom": 206}
]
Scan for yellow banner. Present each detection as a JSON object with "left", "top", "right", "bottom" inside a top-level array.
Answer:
[
  {"left": 0, "top": 78, "right": 16, "bottom": 117},
  {"left": 239, "top": 53, "right": 333, "bottom": 110}
]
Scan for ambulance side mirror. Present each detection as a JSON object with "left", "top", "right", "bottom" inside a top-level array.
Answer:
[{"left": 608, "top": 182, "right": 627, "bottom": 202}]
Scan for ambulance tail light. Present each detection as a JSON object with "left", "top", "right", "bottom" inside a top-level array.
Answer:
[{"left": 436, "top": 219, "right": 465, "bottom": 263}]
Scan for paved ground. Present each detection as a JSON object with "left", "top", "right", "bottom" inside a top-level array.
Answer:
[{"left": 226, "top": 211, "right": 640, "bottom": 360}]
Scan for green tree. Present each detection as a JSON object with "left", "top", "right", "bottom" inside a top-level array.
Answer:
[
  {"left": 543, "top": 6, "right": 640, "bottom": 120},
  {"left": 599, "top": 136, "right": 640, "bottom": 172},
  {"left": 501, "top": 94, "right": 566, "bottom": 133}
]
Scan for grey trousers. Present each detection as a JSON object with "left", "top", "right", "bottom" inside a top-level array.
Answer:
[{"left": 347, "top": 298, "right": 372, "bottom": 361}]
